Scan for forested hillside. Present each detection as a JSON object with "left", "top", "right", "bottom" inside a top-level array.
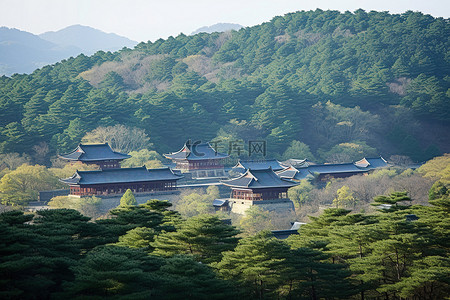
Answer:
[{"left": 0, "top": 9, "right": 449, "bottom": 162}]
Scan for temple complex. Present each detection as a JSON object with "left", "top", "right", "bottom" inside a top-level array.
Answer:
[
  {"left": 60, "top": 166, "right": 183, "bottom": 197},
  {"left": 217, "top": 167, "right": 297, "bottom": 215},
  {"left": 164, "top": 140, "right": 228, "bottom": 178},
  {"left": 59, "top": 143, "right": 130, "bottom": 169}
]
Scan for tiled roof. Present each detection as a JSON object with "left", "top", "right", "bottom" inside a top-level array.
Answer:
[
  {"left": 365, "top": 157, "right": 389, "bottom": 169},
  {"left": 307, "top": 163, "right": 367, "bottom": 174},
  {"left": 60, "top": 166, "right": 183, "bottom": 186},
  {"left": 277, "top": 156, "right": 389, "bottom": 178},
  {"left": 164, "top": 141, "right": 228, "bottom": 160},
  {"left": 213, "top": 199, "right": 229, "bottom": 207},
  {"left": 233, "top": 160, "right": 287, "bottom": 172},
  {"left": 59, "top": 143, "right": 131, "bottom": 161},
  {"left": 280, "top": 159, "right": 311, "bottom": 168},
  {"left": 222, "top": 168, "right": 297, "bottom": 189},
  {"left": 276, "top": 166, "right": 313, "bottom": 180}
]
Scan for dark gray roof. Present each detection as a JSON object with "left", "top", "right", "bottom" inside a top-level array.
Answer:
[
  {"left": 365, "top": 157, "right": 389, "bottom": 169},
  {"left": 222, "top": 168, "right": 298, "bottom": 189},
  {"left": 271, "top": 229, "right": 299, "bottom": 239},
  {"left": 307, "top": 163, "right": 367, "bottom": 174},
  {"left": 164, "top": 141, "right": 228, "bottom": 160},
  {"left": 213, "top": 199, "right": 229, "bottom": 207},
  {"left": 60, "top": 166, "right": 183, "bottom": 186},
  {"left": 277, "top": 166, "right": 313, "bottom": 180},
  {"left": 233, "top": 160, "right": 286, "bottom": 172},
  {"left": 305, "top": 156, "right": 389, "bottom": 175},
  {"left": 59, "top": 143, "right": 131, "bottom": 162},
  {"left": 280, "top": 159, "right": 311, "bottom": 168}
]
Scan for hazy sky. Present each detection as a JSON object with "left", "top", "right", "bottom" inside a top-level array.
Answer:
[{"left": 1, "top": 0, "right": 449, "bottom": 42}]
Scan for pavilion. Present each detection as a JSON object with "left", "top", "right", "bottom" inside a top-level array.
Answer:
[
  {"left": 218, "top": 167, "right": 297, "bottom": 215},
  {"left": 164, "top": 140, "right": 228, "bottom": 178},
  {"left": 59, "top": 143, "right": 130, "bottom": 169}
]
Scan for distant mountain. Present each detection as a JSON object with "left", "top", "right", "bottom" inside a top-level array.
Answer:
[
  {"left": 0, "top": 27, "right": 81, "bottom": 75},
  {"left": 191, "top": 23, "right": 243, "bottom": 35},
  {"left": 0, "top": 25, "right": 137, "bottom": 76},
  {"left": 39, "top": 25, "right": 137, "bottom": 55}
]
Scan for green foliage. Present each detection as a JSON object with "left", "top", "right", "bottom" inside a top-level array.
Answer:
[
  {"left": 48, "top": 195, "right": 101, "bottom": 218},
  {"left": 372, "top": 191, "right": 412, "bottom": 212},
  {"left": 49, "top": 161, "right": 99, "bottom": 179},
  {"left": 288, "top": 180, "right": 314, "bottom": 209},
  {"left": 320, "top": 141, "right": 378, "bottom": 163},
  {"left": 333, "top": 185, "right": 357, "bottom": 208},
  {"left": 97, "top": 199, "right": 179, "bottom": 239},
  {"left": 175, "top": 186, "right": 218, "bottom": 217},
  {"left": 239, "top": 206, "right": 273, "bottom": 235},
  {"left": 61, "top": 246, "right": 162, "bottom": 299},
  {"left": 115, "top": 227, "right": 156, "bottom": 251},
  {"left": 215, "top": 231, "right": 356, "bottom": 299},
  {"left": 418, "top": 153, "right": 450, "bottom": 184},
  {"left": 214, "top": 231, "right": 292, "bottom": 298},
  {"left": 0, "top": 182, "right": 449, "bottom": 299},
  {"left": 157, "top": 255, "right": 237, "bottom": 299},
  {"left": 151, "top": 214, "right": 240, "bottom": 263},
  {"left": 0, "top": 164, "right": 60, "bottom": 206},
  {"left": 120, "top": 189, "right": 137, "bottom": 207},
  {"left": 0, "top": 209, "right": 108, "bottom": 299},
  {"left": 281, "top": 140, "right": 315, "bottom": 161},
  {"left": 120, "top": 149, "right": 163, "bottom": 168}
]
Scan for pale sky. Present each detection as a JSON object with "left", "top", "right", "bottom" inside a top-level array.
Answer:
[{"left": 1, "top": 0, "right": 449, "bottom": 42}]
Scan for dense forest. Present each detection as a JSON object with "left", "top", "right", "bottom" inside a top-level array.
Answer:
[
  {"left": 0, "top": 9, "right": 449, "bottom": 163},
  {"left": 1, "top": 165, "right": 449, "bottom": 299}
]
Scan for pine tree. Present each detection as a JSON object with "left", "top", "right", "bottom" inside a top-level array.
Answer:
[
  {"left": 119, "top": 189, "right": 137, "bottom": 206},
  {"left": 372, "top": 191, "right": 412, "bottom": 212},
  {"left": 115, "top": 227, "right": 156, "bottom": 251},
  {"left": 151, "top": 214, "right": 240, "bottom": 264},
  {"left": 157, "top": 255, "right": 237, "bottom": 299},
  {"left": 61, "top": 246, "right": 162, "bottom": 299},
  {"left": 214, "top": 231, "right": 291, "bottom": 299}
]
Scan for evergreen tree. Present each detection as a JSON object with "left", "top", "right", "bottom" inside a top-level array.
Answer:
[
  {"left": 372, "top": 191, "right": 412, "bottom": 212},
  {"left": 214, "top": 231, "right": 291, "bottom": 299},
  {"left": 120, "top": 189, "right": 137, "bottom": 206},
  {"left": 61, "top": 246, "right": 162, "bottom": 299},
  {"left": 151, "top": 214, "right": 240, "bottom": 263},
  {"left": 115, "top": 226, "right": 156, "bottom": 252},
  {"left": 157, "top": 255, "right": 237, "bottom": 299}
]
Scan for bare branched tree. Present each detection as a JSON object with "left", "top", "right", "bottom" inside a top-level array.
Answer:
[
  {"left": 82, "top": 125, "right": 151, "bottom": 153},
  {"left": 32, "top": 142, "right": 49, "bottom": 165},
  {"left": 0, "top": 153, "right": 31, "bottom": 170}
]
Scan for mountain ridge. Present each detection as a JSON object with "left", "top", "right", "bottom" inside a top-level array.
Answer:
[
  {"left": 39, "top": 24, "right": 137, "bottom": 54},
  {"left": 191, "top": 23, "right": 244, "bottom": 35},
  {"left": 0, "top": 25, "right": 137, "bottom": 75}
]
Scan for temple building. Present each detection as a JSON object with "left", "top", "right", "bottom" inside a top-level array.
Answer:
[
  {"left": 60, "top": 166, "right": 183, "bottom": 197},
  {"left": 217, "top": 167, "right": 297, "bottom": 215},
  {"left": 232, "top": 159, "right": 287, "bottom": 173},
  {"left": 164, "top": 140, "right": 228, "bottom": 178},
  {"left": 59, "top": 143, "right": 131, "bottom": 169}
]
